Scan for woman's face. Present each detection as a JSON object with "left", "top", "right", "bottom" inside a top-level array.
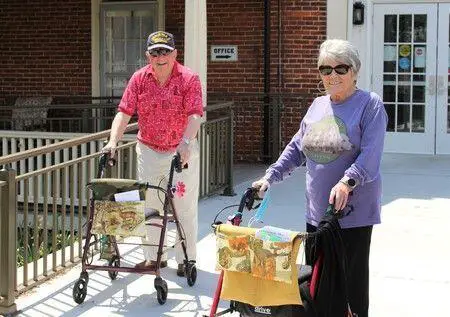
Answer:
[{"left": 319, "top": 58, "right": 356, "bottom": 100}]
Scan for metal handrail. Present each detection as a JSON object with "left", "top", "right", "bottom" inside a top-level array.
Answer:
[{"left": 0, "top": 123, "right": 138, "bottom": 167}]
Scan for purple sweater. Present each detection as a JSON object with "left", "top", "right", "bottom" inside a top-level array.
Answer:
[{"left": 265, "top": 89, "right": 387, "bottom": 228}]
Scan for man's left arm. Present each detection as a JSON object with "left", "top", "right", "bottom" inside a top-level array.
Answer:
[{"left": 177, "top": 74, "right": 204, "bottom": 164}]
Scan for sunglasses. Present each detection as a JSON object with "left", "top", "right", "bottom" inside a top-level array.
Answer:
[
  {"left": 318, "top": 64, "right": 352, "bottom": 76},
  {"left": 149, "top": 48, "right": 172, "bottom": 57}
]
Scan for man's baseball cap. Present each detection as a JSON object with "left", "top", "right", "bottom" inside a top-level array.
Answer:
[{"left": 146, "top": 31, "right": 175, "bottom": 51}]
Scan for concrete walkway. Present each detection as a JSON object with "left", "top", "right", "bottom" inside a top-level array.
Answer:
[{"left": 11, "top": 153, "right": 450, "bottom": 317}]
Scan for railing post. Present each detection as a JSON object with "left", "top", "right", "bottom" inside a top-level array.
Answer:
[
  {"left": 0, "top": 168, "right": 17, "bottom": 315},
  {"left": 222, "top": 105, "right": 235, "bottom": 196}
]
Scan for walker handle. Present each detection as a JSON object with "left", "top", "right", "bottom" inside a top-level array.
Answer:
[{"left": 97, "top": 153, "right": 116, "bottom": 178}]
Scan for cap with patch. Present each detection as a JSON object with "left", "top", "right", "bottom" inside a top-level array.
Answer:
[{"left": 147, "top": 31, "right": 175, "bottom": 51}]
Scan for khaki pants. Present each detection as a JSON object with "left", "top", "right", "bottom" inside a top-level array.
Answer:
[{"left": 136, "top": 141, "right": 199, "bottom": 264}]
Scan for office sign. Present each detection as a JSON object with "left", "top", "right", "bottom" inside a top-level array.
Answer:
[{"left": 211, "top": 45, "right": 238, "bottom": 62}]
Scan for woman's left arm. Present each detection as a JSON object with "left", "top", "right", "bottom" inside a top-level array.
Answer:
[
  {"left": 330, "top": 94, "right": 387, "bottom": 210},
  {"left": 345, "top": 93, "right": 388, "bottom": 186}
]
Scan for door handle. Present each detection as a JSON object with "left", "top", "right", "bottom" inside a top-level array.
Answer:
[{"left": 427, "top": 76, "right": 436, "bottom": 96}]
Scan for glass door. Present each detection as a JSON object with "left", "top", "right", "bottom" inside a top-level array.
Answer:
[
  {"left": 101, "top": 3, "right": 158, "bottom": 97},
  {"left": 436, "top": 4, "right": 450, "bottom": 154},
  {"left": 373, "top": 4, "right": 437, "bottom": 154}
]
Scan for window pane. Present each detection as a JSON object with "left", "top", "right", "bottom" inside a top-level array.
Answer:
[
  {"left": 412, "top": 105, "right": 425, "bottom": 133},
  {"left": 384, "top": 45, "right": 396, "bottom": 72},
  {"left": 384, "top": 15, "right": 397, "bottom": 42},
  {"left": 385, "top": 104, "right": 396, "bottom": 132},
  {"left": 126, "top": 15, "right": 140, "bottom": 39},
  {"left": 414, "top": 15, "right": 427, "bottom": 42},
  {"left": 398, "top": 85, "right": 411, "bottom": 102},
  {"left": 112, "top": 17, "right": 125, "bottom": 39},
  {"left": 112, "top": 41, "right": 124, "bottom": 63},
  {"left": 398, "top": 74, "right": 411, "bottom": 84},
  {"left": 399, "top": 15, "right": 412, "bottom": 42},
  {"left": 397, "top": 104, "right": 410, "bottom": 132},
  {"left": 398, "top": 56, "right": 411, "bottom": 73},
  {"left": 412, "top": 85, "right": 425, "bottom": 103},
  {"left": 413, "top": 45, "right": 426, "bottom": 73},
  {"left": 141, "top": 16, "right": 155, "bottom": 38},
  {"left": 383, "top": 85, "right": 396, "bottom": 102}
]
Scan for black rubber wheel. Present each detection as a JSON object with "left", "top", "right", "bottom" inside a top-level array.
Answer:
[
  {"left": 186, "top": 264, "right": 197, "bottom": 287},
  {"left": 154, "top": 278, "right": 168, "bottom": 305},
  {"left": 80, "top": 271, "right": 89, "bottom": 284},
  {"left": 73, "top": 279, "right": 87, "bottom": 304},
  {"left": 108, "top": 255, "right": 120, "bottom": 280}
]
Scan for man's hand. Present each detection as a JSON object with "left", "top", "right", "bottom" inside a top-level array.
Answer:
[
  {"left": 252, "top": 177, "right": 270, "bottom": 198},
  {"left": 329, "top": 182, "right": 352, "bottom": 211},
  {"left": 102, "top": 140, "right": 118, "bottom": 158},
  {"left": 176, "top": 142, "right": 191, "bottom": 165}
]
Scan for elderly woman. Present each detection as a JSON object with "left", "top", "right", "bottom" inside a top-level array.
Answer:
[{"left": 252, "top": 39, "right": 387, "bottom": 317}]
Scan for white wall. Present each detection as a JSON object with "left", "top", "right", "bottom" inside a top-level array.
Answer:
[
  {"left": 347, "top": 0, "right": 373, "bottom": 91},
  {"left": 326, "top": 0, "right": 372, "bottom": 90},
  {"left": 327, "top": 0, "right": 348, "bottom": 40}
]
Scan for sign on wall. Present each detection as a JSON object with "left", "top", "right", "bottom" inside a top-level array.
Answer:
[{"left": 211, "top": 45, "right": 238, "bottom": 61}]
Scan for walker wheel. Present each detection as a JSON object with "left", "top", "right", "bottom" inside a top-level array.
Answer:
[
  {"left": 108, "top": 255, "right": 120, "bottom": 280},
  {"left": 73, "top": 279, "right": 88, "bottom": 304},
  {"left": 154, "top": 277, "right": 168, "bottom": 305},
  {"left": 80, "top": 271, "right": 89, "bottom": 284},
  {"left": 186, "top": 264, "right": 197, "bottom": 287}
]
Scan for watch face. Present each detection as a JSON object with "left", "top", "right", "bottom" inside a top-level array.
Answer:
[{"left": 348, "top": 178, "right": 356, "bottom": 187}]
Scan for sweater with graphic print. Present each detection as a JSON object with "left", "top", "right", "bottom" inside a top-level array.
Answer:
[{"left": 265, "top": 89, "right": 388, "bottom": 228}]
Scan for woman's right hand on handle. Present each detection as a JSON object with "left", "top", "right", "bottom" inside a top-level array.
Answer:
[
  {"left": 101, "top": 140, "right": 117, "bottom": 158},
  {"left": 252, "top": 177, "right": 270, "bottom": 198}
]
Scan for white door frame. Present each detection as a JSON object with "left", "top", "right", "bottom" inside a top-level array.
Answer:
[
  {"left": 436, "top": 3, "right": 450, "bottom": 153},
  {"left": 373, "top": 3, "right": 438, "bottom": 154}
]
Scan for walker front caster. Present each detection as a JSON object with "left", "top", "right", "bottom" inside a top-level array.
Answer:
[
  {"left": 108, "top": 255, "right": 120, "bottom": 280},
  {"left": 154, "top": 277, "right": 168, "bottom": 305},
  {"left": 73, "top": 278, "right": 88, "bottom": 304},
  {"left": 186, "top": 263, "right": 197, "bottom": 287}
]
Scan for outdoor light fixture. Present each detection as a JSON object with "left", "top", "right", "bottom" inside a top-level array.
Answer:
[{"left": 353, "top": 1, "right": 365, "bottom": 25}]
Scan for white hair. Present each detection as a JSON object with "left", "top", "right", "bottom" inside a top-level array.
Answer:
[{"left": 317, "top": 39, "right": 361, "bottom": 74}]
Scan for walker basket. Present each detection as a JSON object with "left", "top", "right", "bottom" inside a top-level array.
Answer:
[{"left": 87, "top": 178, "right": 148, "bottom": 238}]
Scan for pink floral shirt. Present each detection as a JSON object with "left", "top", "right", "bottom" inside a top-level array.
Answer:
[{"left": 118, "top": 61, "right": 204, "bottom": 152}]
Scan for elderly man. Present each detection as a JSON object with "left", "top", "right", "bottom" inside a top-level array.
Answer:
[{"left": 103, "top": 31, "right": 203, "bottom": 276}]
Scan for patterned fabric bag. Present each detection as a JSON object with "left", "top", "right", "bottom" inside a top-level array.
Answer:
[
  {"left": 216, "top": 233, "right": 294, "bottom": 284},
  {"left": 88, "top": 178, "right": 147, "bottom": 238}
]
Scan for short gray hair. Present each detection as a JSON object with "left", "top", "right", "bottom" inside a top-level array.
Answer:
[{"left": 317, "top": 39, "right": 361, "bottom": 74}]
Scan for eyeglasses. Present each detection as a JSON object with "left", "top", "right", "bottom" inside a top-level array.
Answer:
[
  {"left": 318, "top": 64, "right": 352, "bottom": 76},
  {"left": 148, "top": 48, "right": 172, "bottom": 57}
]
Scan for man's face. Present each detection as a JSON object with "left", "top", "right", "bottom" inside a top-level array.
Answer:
[{"left": 146, "top": 48, "right": 177, "bottom": 76}]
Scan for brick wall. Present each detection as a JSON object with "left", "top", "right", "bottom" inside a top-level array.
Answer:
[
  {"left": 167, "top": 1, "right": 326, "bottom": 162},
  {"left": 0, "top": 0, "right": 326, "bottom": 162},
  {"left": 206, "top": 0, "right": 327, "bottom": 161},
  {"left": 0, "top": 0, "right": 91, "bottom": 103}
]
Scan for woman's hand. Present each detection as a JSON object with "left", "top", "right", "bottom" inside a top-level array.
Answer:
[
  {"left": 102, "top": 141, "right": 117, "bottom": 158},
  {"left": 329, "top": 182, "right": 352, "bottom": 211},
  {"left": 252, "top": 177, "right": 270, "bottom": 198}
]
